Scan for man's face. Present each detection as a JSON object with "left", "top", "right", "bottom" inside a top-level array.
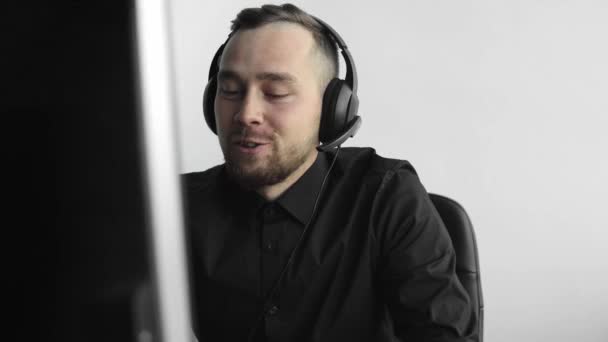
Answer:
[{"left": 215, "top": 22, "right": 323, "bottom": 189}]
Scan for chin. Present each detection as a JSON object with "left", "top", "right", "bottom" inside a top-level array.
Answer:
[
  {"left": 224, "top": 138, "right": 316, "bottom": 189},
  {"left": 226, "top": 163, "right": 288, "bottom": 189}
]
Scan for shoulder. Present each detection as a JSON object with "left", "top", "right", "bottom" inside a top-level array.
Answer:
[
  {"left": 336, "top": 147, "right": 438, "bottom": 241},
  {"left": 330, "top": 147, "right": 429, "bottom": 223},
  {"left": 333, "top": 147, "right": 419, "bottom": 188},
  {"left": 180, "top": 164, "right": 224, "bottom": 194}
]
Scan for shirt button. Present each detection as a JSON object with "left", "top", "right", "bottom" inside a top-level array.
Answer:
[
  {"left": 267, "top": 305, "right": 279, "bottom": 316},
  {"left": 265, "top": 240, "right": 275, "bottom": 252},
  {"left": 264, "top": 240, "right": 279, "bottom": 255},
  {"left": 264, "top": 205, "right": 275, "bottom": 217}
]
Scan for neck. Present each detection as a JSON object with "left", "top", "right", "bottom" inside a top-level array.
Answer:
[{"left": 256, "top": 149, "right": 318, "bottom": 201}]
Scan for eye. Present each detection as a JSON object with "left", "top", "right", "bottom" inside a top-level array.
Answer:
[
  {"left": 265, "top": 93, "right": 289, "bottom": 99},
  {"left": 219, "top": 88, "right": 243, "bottom": 100}
]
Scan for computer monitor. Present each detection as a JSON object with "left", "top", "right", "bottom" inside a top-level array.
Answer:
[{"left": 5, "top": 1, "right": 193, "bottom": 341}]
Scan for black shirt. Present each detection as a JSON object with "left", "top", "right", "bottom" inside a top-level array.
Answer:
[{"left": 183, "top": 147, "right": 476, "bottom": 341}]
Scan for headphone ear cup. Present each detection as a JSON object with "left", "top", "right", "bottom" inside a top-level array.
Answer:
[
  {"left": 320, "top": 78, "right": 353, "bottom": 143},
  {"left": 202, "top": 77, "right": 218, "bottom": 134}
]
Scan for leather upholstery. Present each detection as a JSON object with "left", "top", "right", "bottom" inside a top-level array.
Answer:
[{"left": 429, "top": 193, "right": 484, "bottom": 341}]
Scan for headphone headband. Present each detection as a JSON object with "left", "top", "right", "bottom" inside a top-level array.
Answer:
[
  {"left": 311, "top": 16, "right": 357, "bottom": 94},
  {"left": 207, "top": 43, "right": 225, "bottom": 82}
]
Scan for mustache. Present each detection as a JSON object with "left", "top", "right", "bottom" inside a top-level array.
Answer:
[{"left": 229, "top": 126, "right": 274, "bottom": 142}]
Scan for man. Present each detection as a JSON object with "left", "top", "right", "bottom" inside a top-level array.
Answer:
[{"left": 183, "top": 4, "right": 477, "bottom": 341}]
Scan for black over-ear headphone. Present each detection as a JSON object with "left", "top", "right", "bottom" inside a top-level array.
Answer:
[{"left": 202, "top": 17, "right": 361, "bottom": 152}]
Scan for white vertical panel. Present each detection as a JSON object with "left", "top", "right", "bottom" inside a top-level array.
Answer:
[{"left": 135, "top": 0, "right": 193, "bottom": 341}]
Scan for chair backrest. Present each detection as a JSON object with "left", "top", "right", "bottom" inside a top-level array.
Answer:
[{"left": 429, "top": 193, "right": 484, "bottom": 342}]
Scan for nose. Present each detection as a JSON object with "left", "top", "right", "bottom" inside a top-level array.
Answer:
[{"left": 234, "top": 90, "right": 263, "bottom": 127}]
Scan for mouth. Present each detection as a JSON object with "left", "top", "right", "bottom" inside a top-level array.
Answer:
[
  {"left": 233, "top": 139, "right": 270, "bottom": 153},
  {"left": 238, "top": 141, "right": 264, "bottom": 148}
]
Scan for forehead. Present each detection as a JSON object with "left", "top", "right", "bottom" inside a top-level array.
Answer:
[{"left": 219, "top": 22, "right": 317, "bottom": 80}]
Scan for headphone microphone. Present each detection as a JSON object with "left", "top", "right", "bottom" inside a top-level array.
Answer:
[{"left": 316, "top": 116, "right": 361, "bottom": 152}]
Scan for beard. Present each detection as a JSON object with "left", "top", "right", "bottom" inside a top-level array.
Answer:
[{"left": 223, "top": 130, "right": 316, "bottom": 190}]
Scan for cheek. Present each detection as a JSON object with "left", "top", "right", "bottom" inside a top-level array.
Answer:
[
  {"left": 214, "top": 103, "right": 233, "bottom": 143},
  {"left": 295, "top": 94, "right": 322, "bottom": 130},
  {"left": 214, "top": 100, "right": 234, "bottom": 128},
  {"left": 273, "top": 99, "right": 321, "bottom": 139}
]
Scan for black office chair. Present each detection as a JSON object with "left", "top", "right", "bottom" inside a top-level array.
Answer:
[{"left": 429, "top": 193, "right": 484, "bottom": 342}]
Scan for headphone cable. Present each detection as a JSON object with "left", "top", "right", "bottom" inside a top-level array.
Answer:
[{"left": 246, "top": 147, "right": 341, "bottom": 341}]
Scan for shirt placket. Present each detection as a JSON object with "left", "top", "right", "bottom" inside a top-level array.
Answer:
[{"left": 258, "top": 203, "right": 287, "bottom": 340}]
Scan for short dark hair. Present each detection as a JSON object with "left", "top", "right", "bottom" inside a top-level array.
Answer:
[{"left": 229, "top": 3, "right": 339, "bottom": 85}]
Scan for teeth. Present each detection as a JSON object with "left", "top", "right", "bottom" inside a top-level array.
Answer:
[{"left": 244, "top": 142, "right": 258, "bottom": 148}]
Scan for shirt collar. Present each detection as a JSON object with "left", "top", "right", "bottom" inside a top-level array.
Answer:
[
  {"left": 275, "top": 152, "right": 329, "bottom": 225},
  {"left": 220, "top": 167, "right": 265, "bottom": 218},
  {"left": 220, "top": 152, "right": 330, "bottom": 225}
]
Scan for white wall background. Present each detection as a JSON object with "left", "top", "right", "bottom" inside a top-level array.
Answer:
[{"left": 170, "top": 1, "right": 608, "bottom": 341}]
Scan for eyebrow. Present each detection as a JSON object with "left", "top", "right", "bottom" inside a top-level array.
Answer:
[{"left": 217, "top": 70, "right": 296, "bottom": 83}]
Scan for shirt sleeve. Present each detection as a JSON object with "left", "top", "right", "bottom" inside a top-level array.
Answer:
[{"left": 372, "top": 165, "right": 478, "bottom": 341}]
